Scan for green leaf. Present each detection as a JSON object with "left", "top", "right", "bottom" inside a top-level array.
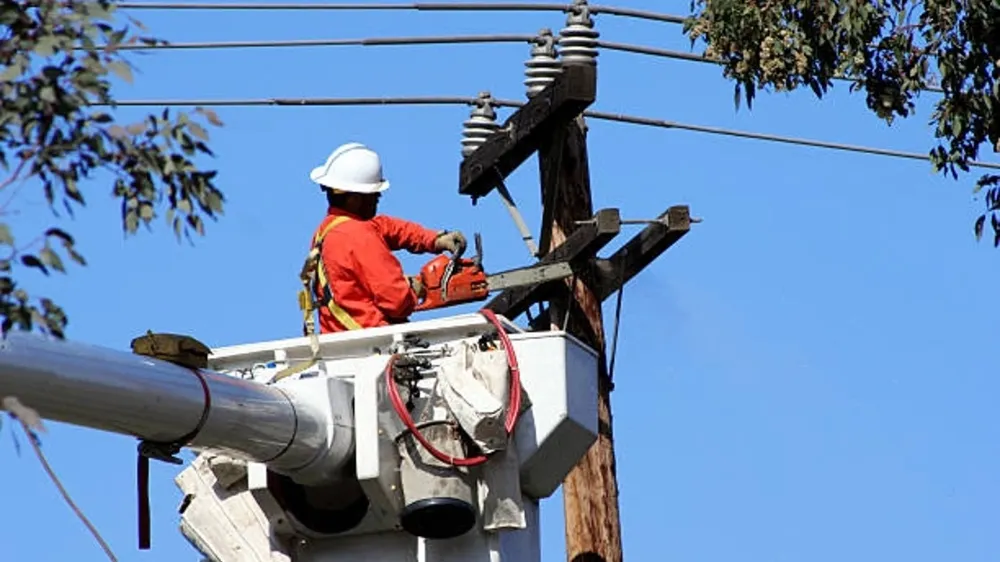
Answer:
[
  {"left": 20, "top": 255, "right": 48, "bottom": 275},
  {"left": 125, "top": 210, "right": 139, "bottom": 233},
  {"left": 67, "top": 247, "right": 87, "bottom": 266},
  {"left": 206, "top": 190, "right": 223, "bottom": 213},
  {"left": 188, "top": 122, "right": 208, "bottom": 141},
  {"left": 139, "top": 202, "right": 154, "bottom": 221},
  {"left": 0, "top": 224, "right": 13, "bottom": 246},
  {"left": 685, "top": 0, "right": 1000, "bottom": 247},
  {"left": 0, "top": 6, "right": 230, "bottom": 338},
  {"left": 108, "top": 60, "right": 133, "bottom": 84},
  {"left": 0, "top": 60, "right": 25, "bottom": 82},
  {"left": 39, "top": 86, "right": 56, "bottom": 103},
  {"left": 45, "top": 227, "right": 74, "bottom": 245},
  {"left": 39, "top": 246, "right": 65, "bottom": 273},
  {"left": 196, "top": 107, "right": 224, "bottom": 126},
  {"left": 34, "top": 36, "right": 59, "bottom": 57}
]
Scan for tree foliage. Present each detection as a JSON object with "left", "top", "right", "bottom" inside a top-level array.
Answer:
[
  {"left": 0, "top": 0, "right": 225, "bottom": 338},
  {"left": 684, "top": 0, "right": 1000, "bottom": 244}
]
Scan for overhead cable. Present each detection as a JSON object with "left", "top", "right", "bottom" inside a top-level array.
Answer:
[
  {"left": 94, "top": 34, "right": 947, "bottom": 95},
  {"left": 597, "top": 41, "right": 947, "bottom": 94},
  {"left": 107, "top": 96, "right": 481, "bottom": 107},
  {"left": 116, "top": 2, "right": 687, "bottom": 24},
  {"left": 582, "top": 109, "right": 975, "bottom": 166},
  {"left": 102, "top": 96, "right": 1000, "bottom": 170},
  {"left": 107, "top": 34, "right": 536, "bottom": 50}
]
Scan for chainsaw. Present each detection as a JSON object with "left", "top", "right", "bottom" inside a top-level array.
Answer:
[{"left": 413, "top": 233, "right": 575, "bottom": 312}]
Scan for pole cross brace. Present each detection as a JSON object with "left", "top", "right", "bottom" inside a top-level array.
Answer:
[
  {"left": 528, "top": 204, "right": 694, "bottom": 326},
  {"left": 484, "top": 207, "right": 621, "bottom": 319},
  {"left": 593, "top": 205, "right": 692, "bottom": 300}
]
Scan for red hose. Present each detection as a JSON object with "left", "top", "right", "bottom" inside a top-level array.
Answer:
[{"left": 385, "top": 308, "right": 522, "bottom": 467}]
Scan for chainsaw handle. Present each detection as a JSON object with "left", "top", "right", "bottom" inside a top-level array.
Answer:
[
  {"left": 448, "top": 231, "right": 482, "bottom": 262},
  {"left": 413, "top": 287, "right": 446, "bottom": 312},
  {"left": 411, "top": 253, "right": 490, "bottom": 313}
]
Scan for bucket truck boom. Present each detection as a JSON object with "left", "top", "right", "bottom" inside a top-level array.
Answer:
[{"left": 0, "top": 312, "right": 600, "bottom": 562}]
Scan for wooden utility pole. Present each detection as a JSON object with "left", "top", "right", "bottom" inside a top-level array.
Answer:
[
  {"left": 539, "top": 113, "right": 623, "bottom": 561},
  {"left": 534, "top": 4, "right": 622, "bottom": 558},
  {"left": 459, "top": 3, "right": 695, "bottom": 560}
]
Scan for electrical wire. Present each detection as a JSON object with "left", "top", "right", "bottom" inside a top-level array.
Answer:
[
  {"left": 597, "top": 41, "right": 947, "bottom": 94},
  {"left": 116, "top": 1, "right": 687, "bottom": 24},
  {"left": 582, "top": 109, "right": 989, "bottom": 167},
  {"left": 96, "top": 36, "right": 690, "bottom": 58},
  {"left": 108, "top": 34, "right": 536, "bottom": 50},
  {"left": 90, "top": 33, "right": 948, "bottom": 95},
  {"left": 598, "top": 41, "right": 709, "bottom": 65},
  {"left": 108, "top": 96, "right": 482, "bottom": 107},
  {"left": 101, "top": 95, "right": 1000, "bottom": 170}
]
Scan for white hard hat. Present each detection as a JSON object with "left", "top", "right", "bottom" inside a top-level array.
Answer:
[{"left": 309, "top": 142, "right": 390, "bottom": 193}]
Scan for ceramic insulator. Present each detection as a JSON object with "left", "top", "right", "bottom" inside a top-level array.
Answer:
[
  {"left": 524, "top": 28, "right": 562, "bottom": 98},
  {"left": 559, "top": 0, "right": 599, "bottom": 66},
  {"left": 461, "top": 92, "right": 500, "bottom": 157}
]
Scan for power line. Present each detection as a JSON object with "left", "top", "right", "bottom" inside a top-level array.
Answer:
[
  {"left": 108, "top": 96, "right": 482, "bottom": 107},
  {"left": 598, "top": 41, "right": 708, "bottom": 65},
  {"left": 597, "top": 41, "right": 947, "bottom": 94},
  {"left": 103, "top": 35, "right": 686, "bottom": 56},
  {"left": 116, "top": 2, "right": 687, "bottom": 24},
  {"left": 102, "top": 95, "right": 1000, "bottom": 170},
  {"left": 97, "top": 33, "right": 947, "bottom": 95},
  {"left": 110, "top": 34, "right": 536, "bottom": 50},
  {"left": 583, "top": 109, "right": 972, "bottom": 165},
  {"left": 102, "top": 35, "right": 686, "bottom": 57}
]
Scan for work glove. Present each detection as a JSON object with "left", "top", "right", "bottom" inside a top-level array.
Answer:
[
  {"left": 408, "top": 275, "right": 426, "bottom": 299},
  {"left": 434, "top": 230, "right": 467, "bottom": 256}
]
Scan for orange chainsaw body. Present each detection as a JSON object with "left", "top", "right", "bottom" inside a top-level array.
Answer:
[{"left": 413, "top": 254, "right": 491, "bottom": 312}]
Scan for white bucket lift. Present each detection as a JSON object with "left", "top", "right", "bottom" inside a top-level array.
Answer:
[{"left": 0, "top": 312, "right": 599, "bottom": 562}]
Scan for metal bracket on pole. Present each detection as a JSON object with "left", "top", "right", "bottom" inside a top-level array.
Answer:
[{"left": 494, "top": 174, "right": 539, "bottom": 258}]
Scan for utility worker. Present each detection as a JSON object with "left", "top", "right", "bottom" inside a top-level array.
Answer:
[{"left": 301, "top": 142, "right": 467, "bottom": 334}]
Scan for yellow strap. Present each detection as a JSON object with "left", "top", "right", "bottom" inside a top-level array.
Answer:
[
  {"left": 313, "top": 215, "right": 352, "bottom": 245},
  {"left": 272, "top": 215, "right": 359, "bottom": 384},
  {"left": 312, "top": 216, "right": 363, "bottom": 331}
]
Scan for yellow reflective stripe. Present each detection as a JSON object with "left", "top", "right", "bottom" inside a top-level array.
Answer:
[{"left": 313, "top": 216, "right": 363, "bottom": 331}]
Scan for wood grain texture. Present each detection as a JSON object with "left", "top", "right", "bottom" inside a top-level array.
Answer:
[{"left": 539, "top": 113, "right": 623, "bottom": 562}]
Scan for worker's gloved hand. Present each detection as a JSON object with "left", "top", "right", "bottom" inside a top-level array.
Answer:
[
  {"left": 408, "top": 275, "right": 426, "bottom": 299},
  {"left": 434, "top": 230, "right": 467, "bottom": 256}
]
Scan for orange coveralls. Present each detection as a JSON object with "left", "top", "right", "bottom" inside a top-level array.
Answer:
[{"left": 311, "top": 207, "right": 440, "bottom": 333}]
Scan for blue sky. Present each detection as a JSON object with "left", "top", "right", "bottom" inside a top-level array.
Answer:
[{"left": 2, "top": 1, "right": 998, "bottom": 561}]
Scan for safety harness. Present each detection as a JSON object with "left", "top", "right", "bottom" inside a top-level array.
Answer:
[{"left": 271, "top": 215, "right": 361, "bottom": 383}]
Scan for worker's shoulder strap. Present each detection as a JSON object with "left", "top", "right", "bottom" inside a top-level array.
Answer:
[
  {"left": 278, "top": 215, "right": 362, "bottom": 384},
  {"left": 313, "top": 214, "right": 353, "bottom": 246},
  {"left": 309, "top": 215, "right": 362, "bottom": 331}
]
